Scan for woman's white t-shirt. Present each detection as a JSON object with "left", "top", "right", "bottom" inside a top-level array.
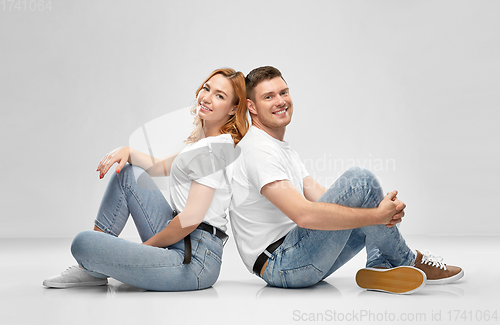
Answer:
[{"left": 169, "top": 133, "right": 235, "bottom": 232}]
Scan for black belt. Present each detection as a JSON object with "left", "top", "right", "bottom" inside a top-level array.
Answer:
[
  {"left": 252, "top": 236, "right": 286, "bottom": 275},
  {"left": 173, "top": 210, "right": 229, "bottom": 265}
]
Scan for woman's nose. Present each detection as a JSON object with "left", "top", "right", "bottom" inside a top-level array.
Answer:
[{"left": 202, "top": 94, "right": 212, "bottom": 103}]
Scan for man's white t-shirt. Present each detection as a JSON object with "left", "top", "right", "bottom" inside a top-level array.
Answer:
[
  {"left": 170, "top": 134, "right": 235, "bottom": 232},
  {"left": 230, "top": 126, "right": 309, "bottom": 272}
]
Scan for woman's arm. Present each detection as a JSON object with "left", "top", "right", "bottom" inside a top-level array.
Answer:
[
  {"left": 97, "top": 147, "right": 178, "bottom": 178},
  {"left": 143, "top": 181, "right": 216, "bottom": 248}
]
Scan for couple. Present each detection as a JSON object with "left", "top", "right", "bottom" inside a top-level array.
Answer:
[{"left": 43, "top": 66, "right": 463, "bottom": 294}]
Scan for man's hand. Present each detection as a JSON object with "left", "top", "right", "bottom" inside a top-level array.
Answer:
[{"left": 376, "top": 190, "right": 406, "bottom": 227}]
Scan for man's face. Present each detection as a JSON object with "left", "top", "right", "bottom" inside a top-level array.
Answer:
[{"left": 247, "top": 76, "right": 293, "bottom": 136}]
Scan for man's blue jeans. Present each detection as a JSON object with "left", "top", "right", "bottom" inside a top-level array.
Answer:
[
  {"left": 261, "top": 167, "right": 415, "bottom": 288},
  {"left": 71, "top": 164, "right": 224, "bottom": 291}
]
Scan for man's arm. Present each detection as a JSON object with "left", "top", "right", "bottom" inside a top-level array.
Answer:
[
  {"left": 303, "top": 176, "right": 327, "bottom": 202},
  {"left": 261, "top": 180, "right": 405, "bottom": 230}
]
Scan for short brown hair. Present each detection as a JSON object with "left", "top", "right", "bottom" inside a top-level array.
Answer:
[{"left": 245, "top": 66, "right": 286, "bottom": 101}]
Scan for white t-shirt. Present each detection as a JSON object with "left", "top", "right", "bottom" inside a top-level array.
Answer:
[
  {"left": 170, "top": 133, "right": 235, "bottom": 232},
  {"left": 230, "top": 126, "right": 309, "bottom": 272}
]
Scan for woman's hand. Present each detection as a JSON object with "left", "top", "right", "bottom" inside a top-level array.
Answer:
[{"left": 96, "top": 147, "right": 130, "bottom": 179}]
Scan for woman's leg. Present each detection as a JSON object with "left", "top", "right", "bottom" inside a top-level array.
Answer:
[
  {"left": 94, "top": 164, "right": 173, "bottom": 241},
  {"left": 72, "top": 165, "right": 224, "bottom": 291},
  {"left": 43, "top": 164, "right": 173, "bottom": 288},
  {"left": 71, "top": 229, "right": 223, "bottom": 291}
]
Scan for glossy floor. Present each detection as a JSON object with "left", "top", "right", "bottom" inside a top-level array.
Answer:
[{"left": 1, "top": 235, "right": 498, "bottom": 325}]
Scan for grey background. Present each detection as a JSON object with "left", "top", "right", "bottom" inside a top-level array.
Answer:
[{"left": 1, "top": 0, "right": 498, "bottom": 238}]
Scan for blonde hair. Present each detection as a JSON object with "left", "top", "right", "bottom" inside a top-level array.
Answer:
[{"left": 186, "top": 68, "right": 248, "bottom": 145}]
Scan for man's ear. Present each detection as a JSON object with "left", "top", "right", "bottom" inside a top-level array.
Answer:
[{"left": 247, "top": 98, "right": 257, "bottom": 115}]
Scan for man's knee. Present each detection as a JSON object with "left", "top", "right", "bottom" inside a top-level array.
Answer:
[{"left": 337, "top": 167, "right": 379, "bottom": 189}]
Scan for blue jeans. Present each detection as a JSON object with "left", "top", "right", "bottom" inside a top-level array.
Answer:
[
  {"left": 71, "top": 164, "right": 224, "bottom": 291},
  {"left": 261, "top": 167, "right": 415, "bottom": 288}
]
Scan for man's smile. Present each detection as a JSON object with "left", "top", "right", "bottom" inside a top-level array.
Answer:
[{"left": 272, "top": 107, "right": 288, "bottom": 115}]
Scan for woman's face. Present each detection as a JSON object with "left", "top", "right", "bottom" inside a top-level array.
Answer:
[{"left": 197, "top": 74, "right": 237, "bottom": 123}]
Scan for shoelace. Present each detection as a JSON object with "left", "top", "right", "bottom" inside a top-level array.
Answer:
[
  {"left": 61, "top": 265, "right": 80, "bottom": 275},
  {"left": 420, "top": 250, "right": 447, "bottom": 271}
]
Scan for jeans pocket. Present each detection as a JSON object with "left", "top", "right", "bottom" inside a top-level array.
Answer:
[
  {"left": 279, "top": 264, "right": 323, "bottom": 288},
  {"left": 197, "top": 249, "right": 222, "bottom": 290}
]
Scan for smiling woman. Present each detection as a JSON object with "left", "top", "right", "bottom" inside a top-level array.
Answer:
[
  {"left": 187, "top": 69, "right": 248, "bottom": 145},
  {"left": 42, "top": 68, "right": 248, "bottom": 291}
]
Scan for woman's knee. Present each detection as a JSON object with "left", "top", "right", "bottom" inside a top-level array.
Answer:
[
  {"left": 115, "top": 163, "right": 136, "bottom": 182},
  {"left": 71, "top": 231, "right": 100, "bottom": 261},
  {"left": 117, "top": 164, "right": 156, "bottom": 190}
]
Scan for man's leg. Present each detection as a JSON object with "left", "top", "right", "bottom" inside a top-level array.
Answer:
[{"left": 261, "top": 167, "right": 415, "bottom": 289}]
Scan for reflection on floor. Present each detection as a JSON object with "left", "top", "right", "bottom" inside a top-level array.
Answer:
[{"left": 1, "top": 235, "right": 498, "bottom": 325}]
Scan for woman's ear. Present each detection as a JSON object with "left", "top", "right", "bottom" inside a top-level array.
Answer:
[{"left": 229, "top": 105, "right": 237, "bottom": 116}]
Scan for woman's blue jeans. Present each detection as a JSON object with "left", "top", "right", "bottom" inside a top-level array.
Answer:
[
  {"left": 261, "top": 167, "right": 416, "bottom": 288},
  {"left": 71, "top": 164, "right": 224, "bottom": 291}
]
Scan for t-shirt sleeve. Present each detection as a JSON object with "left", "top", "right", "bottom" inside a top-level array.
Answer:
[
  {"left": 186, "top": 137, "right": 233, "bottom": 189},
  {"left": 298, "top": 157, "right": 309, "bottom": 179},
  {"left": 245, "top": 146, "right": 289, "bottom": 192}
]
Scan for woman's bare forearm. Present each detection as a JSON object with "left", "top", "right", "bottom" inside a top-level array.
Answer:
[
  {"left": 143, "top": 216, "right": 198, "bottom": 248},
  {"left": 128, "top": 148, "right": 178, "bottom": 177}
]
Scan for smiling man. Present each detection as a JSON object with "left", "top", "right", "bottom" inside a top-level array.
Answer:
[{"left": 229, "top": 66, "right": 463, "bottom": 294}]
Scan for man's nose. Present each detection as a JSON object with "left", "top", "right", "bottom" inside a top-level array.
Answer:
[{"left": 276, "top": 95, "right": 286, "bottom": 107}]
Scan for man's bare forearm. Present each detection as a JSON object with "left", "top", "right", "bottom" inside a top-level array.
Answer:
[{"left": 297, "top": 201, "right": 380, "bottom": 230}]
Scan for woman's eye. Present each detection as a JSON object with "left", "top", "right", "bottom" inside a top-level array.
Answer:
[
  {"left": 202, "top": 86, "right": 209, "bottom": 91},
  {"left": 217, "top": 94, "right": 224, "bottom": 100}
]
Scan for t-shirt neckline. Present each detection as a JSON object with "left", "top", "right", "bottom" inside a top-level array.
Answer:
[{"left": 251, "top": 126, "right": 290, "bottom": 148}]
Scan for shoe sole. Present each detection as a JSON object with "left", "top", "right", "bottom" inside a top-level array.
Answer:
[
  {"left": 43, "top": 279, "right": 108, "bottom": 288},
  {"left": 427, "top": 269, "right": 464, "bottom": 285},
  {"left": 356, "top": 266, "right": 426, "bottom": 294}
]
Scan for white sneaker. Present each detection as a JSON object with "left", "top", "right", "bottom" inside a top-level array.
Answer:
[{"left": 43, "top": 266, "right": 108, "bottom": 288}]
